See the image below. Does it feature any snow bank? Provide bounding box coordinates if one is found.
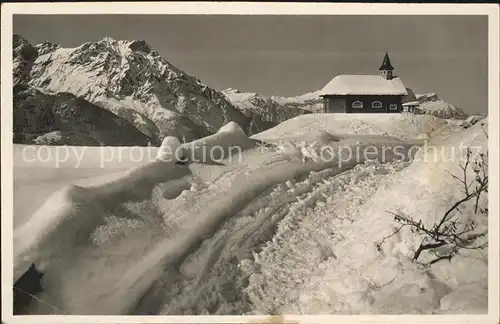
[252,113,457,142]
[182,121,257,162]
[13,159,192,278]
[361,120,489,313]
[13,145,159,227]
[156,136,187,162]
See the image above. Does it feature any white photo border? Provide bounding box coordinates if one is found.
[1,3,499,324]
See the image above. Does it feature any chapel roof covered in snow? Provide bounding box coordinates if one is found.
[319,75,408,96]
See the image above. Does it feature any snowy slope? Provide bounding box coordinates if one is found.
[416,93,467,119]
[245,119,488,314]
[13,35,274,143]
[14,118,421,315]
[252,113,462,142]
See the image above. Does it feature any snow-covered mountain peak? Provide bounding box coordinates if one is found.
[13,35,278,144]
[416,92,467,119]
[223,88,242,94]
[416,92,440,102]
[23,35,203,107]
[127,39,154,53]
[34,41,62,56]
[271,90,322,105]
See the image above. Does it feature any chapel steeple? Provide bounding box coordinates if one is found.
[379,52,394,80]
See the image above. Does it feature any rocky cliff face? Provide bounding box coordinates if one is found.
[13,84,151,146]
[13,35,276,145]
[13,35,38,85]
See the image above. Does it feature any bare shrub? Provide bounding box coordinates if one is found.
[375,143,488,266]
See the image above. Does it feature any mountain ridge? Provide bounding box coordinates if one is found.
[13,35,277,145]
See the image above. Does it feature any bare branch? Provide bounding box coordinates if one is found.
[366,276,397,290]
[375,223,411,252]
[376,144,488,266]
[429,255,453,265]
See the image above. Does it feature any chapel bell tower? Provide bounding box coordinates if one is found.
[379,51,395,80]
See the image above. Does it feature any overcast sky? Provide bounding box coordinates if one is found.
[14,15,488,114]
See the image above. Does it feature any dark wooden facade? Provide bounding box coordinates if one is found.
[322,95,404,113]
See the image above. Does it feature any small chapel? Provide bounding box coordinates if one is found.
[319,52,419,113]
